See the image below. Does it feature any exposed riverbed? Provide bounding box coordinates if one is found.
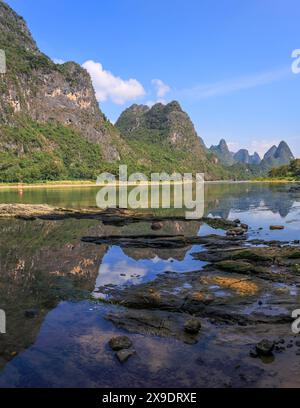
[0,183,300,387]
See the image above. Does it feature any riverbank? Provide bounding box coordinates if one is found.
[0,179,298,190]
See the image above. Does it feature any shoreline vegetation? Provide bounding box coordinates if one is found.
[0,178,298,190]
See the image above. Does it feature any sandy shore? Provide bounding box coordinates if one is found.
[0,179,296,190]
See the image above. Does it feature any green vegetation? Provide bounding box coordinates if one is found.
[0,117,121,183]
[0,2,55,76]
[115,102,232,180]
[268,159,300,180]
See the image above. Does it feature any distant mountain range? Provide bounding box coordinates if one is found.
[208,139,294,170]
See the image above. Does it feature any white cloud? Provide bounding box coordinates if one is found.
[180,67,290,100]
[53,58,65,64]
[151,79,171,98]
[82,60,146,105]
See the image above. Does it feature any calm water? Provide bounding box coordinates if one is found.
[0,182,300,387]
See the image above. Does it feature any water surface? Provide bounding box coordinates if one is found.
[0,182,299,387]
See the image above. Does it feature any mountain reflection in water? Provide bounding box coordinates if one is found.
[0,183,300,387]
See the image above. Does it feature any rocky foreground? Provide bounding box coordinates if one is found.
[1,204,300,386]
[79,210,300,386]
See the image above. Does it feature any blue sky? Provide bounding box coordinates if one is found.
[6,0,300,157]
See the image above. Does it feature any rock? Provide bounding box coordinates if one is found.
[233,219,241,224]
[24,309,39,318]
[289,185,300,193]
[255,339,275,356]
[270,225,285,230]
[216,260,255,273]
[151,221,163,231]
[108,336,133,351]
[106,309,199,344]
[115,348,135,363]
[240,223,248,230]
[184,318,201,334]
[227,227,246,237]
[204,217,238,230]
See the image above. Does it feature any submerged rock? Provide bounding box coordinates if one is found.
[106,309,200,345]
[108,336,132,351]
[240,223,248,230]
[255,339,275,356]
[116,348,135,363]
[151,221,163,231]
[184,318,202,334]
[226,227,247,237]
[289,185,300,193]
[270,225,285,230]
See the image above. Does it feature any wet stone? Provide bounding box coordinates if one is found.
[184,318,202,334]
[115,348,135,363]
[151,221,163,231]
[108,336,133,351]
[256,339,275,356]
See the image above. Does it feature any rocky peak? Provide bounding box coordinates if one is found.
[0,1,124,162]
[0,1,39,53]
[233,149,261,165]
[209,139,234,166]
[117,100,206,153]
[115,100,218,175]
[262,141,294,169]
[275,141,294,161]
[251,152,261,165]
[234,149,250,164]
[219,139,229,152]
[263,145,277,160]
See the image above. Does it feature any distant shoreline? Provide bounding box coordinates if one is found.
[0,178,297,190]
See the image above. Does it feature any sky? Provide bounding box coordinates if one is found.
[5,0,300,157]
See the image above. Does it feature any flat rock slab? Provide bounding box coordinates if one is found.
[100,265,299,324]
[0,205,241,232]
[106,308,201,345]
[82,234,245,249]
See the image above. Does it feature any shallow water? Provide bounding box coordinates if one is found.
[0,182,300,387]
